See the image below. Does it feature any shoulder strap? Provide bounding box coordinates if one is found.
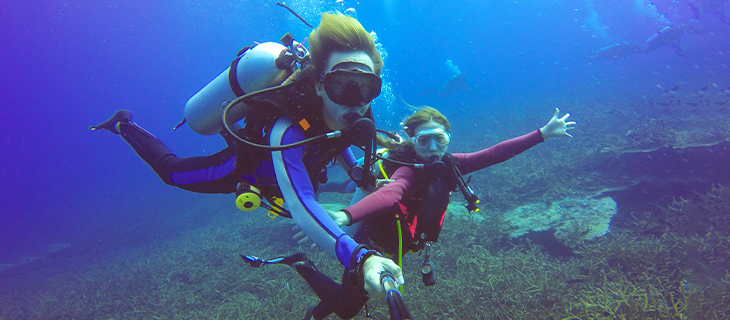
[245,80,327,138]
[229,45,255,97]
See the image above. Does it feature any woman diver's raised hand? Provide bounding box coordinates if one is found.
[540,107,577,139]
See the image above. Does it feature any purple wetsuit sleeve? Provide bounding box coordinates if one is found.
[270,117,366,270]
[343,166,416,223]
[453,129,544,174]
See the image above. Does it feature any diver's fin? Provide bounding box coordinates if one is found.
[240,254,266,268]
[688,2,700,21]
[302,306,316,320]
[90,110,132,134]
[240,252,314,269]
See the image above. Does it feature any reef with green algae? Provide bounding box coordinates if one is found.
[2,184,730,319]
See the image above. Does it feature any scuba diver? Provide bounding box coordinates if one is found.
[642,24,691,57]
[586,41,644,62]
[244,106,575,319]
[420,60,472,98]
[589,24,695,61]
[435,73,472,97]
[420,74,472,97]
[90,11,403,305]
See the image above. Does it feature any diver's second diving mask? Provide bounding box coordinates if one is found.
[413,128,451,149]
[322,69,382,107]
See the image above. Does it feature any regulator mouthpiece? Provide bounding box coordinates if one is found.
[342,113,376,146]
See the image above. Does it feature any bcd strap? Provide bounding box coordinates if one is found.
[275,48,295,70]
[253,82,320,135]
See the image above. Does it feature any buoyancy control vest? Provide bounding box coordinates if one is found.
[232,79,374,216]
[364,148,461,254]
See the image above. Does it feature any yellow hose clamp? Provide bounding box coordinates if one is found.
[267,197,285,218]
[235,183,262,212]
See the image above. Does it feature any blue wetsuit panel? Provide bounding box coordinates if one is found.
[169,155,237,185]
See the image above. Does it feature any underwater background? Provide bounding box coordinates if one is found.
[1,0,730,319]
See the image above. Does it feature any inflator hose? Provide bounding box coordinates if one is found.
[220,83,336,151]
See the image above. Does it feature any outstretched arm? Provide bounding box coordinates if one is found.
[454,108,575,174]
[305,165,415,230]
[342,165,416,224]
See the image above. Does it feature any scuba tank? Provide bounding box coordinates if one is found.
[183,42,294,136]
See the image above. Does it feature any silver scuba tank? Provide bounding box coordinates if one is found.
[184,42,293,135]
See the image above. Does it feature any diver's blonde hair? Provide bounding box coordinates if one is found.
[377,106,451,149]
[308,13,383,76]
[402,107,451,137]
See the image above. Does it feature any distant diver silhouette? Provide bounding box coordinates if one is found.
[588,23,695,62]
[586,41,644,62]
[643,24,691,57]
[421,60,472,97]
[420,73,472,97]
[690,0,730,24]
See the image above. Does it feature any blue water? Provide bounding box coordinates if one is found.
[1,0,728,281]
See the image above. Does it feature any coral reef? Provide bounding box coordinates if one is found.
[1,185,730,320]
[499,197,617,247]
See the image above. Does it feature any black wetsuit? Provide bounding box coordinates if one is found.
[294,254,370,319]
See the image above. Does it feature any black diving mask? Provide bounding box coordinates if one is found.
[322,69,382,107]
